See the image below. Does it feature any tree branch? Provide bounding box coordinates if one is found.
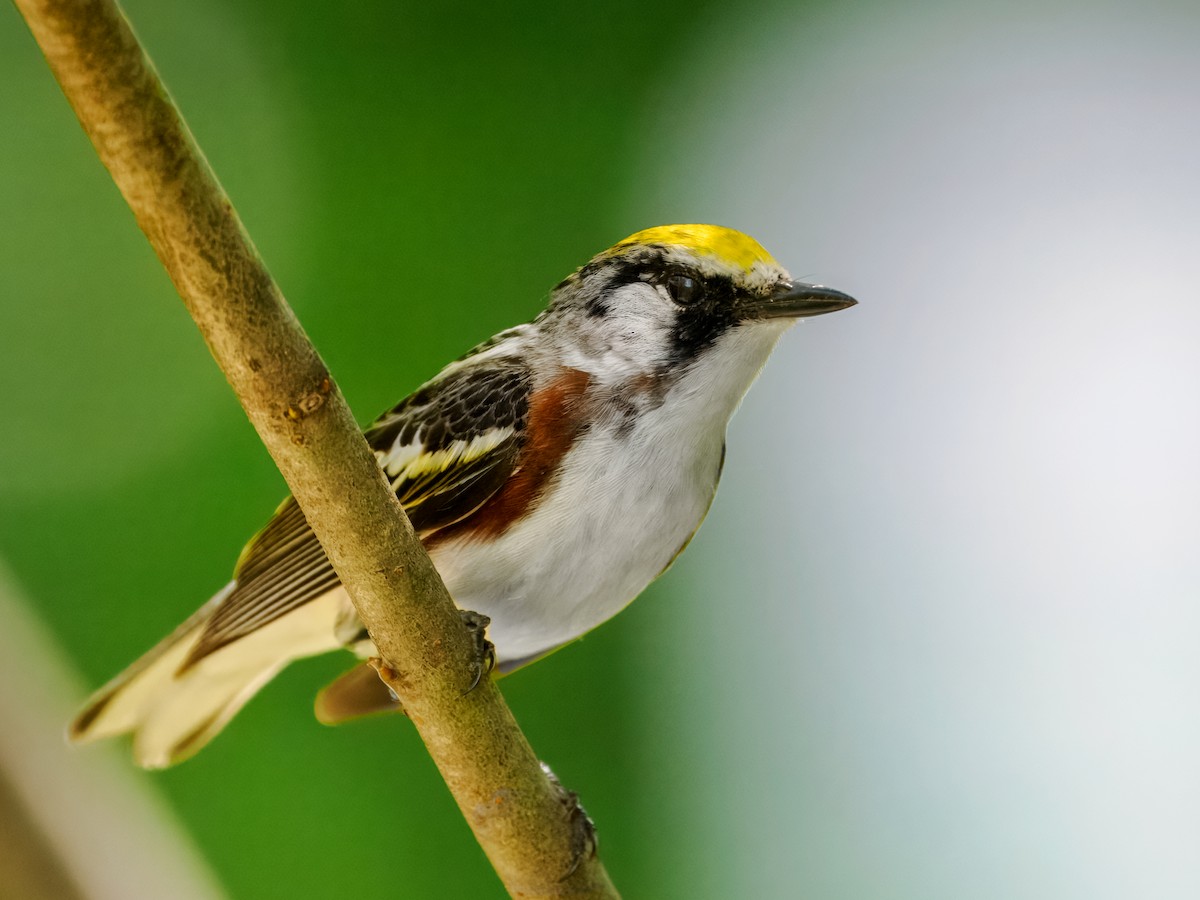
[13,0,619,895]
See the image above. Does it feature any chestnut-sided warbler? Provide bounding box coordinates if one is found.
[70,224,856,768]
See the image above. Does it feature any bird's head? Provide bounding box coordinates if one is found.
[540,224,855,381]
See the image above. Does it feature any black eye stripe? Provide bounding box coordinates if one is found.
[566,250,746,346]
[655,272,737,368]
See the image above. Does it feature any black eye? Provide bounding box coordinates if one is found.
[666,272,705,306]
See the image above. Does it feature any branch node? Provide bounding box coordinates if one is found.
[285,375,333,420]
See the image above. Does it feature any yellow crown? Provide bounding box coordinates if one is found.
[612,224,778,272]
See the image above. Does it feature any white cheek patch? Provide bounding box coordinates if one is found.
[562,282,676,379]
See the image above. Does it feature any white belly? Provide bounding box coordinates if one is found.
[428,321,790,666]
[429,409,724,666]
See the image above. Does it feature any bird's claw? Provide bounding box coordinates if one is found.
[540,762,598,880]
[459,610,495,695]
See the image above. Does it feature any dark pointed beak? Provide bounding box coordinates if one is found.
[740,281,858,321]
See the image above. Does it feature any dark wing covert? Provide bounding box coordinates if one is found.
[182,363,532,667]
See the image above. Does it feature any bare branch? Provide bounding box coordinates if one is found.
[13,0,619,895]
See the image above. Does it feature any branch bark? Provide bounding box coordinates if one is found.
[13,0,619,896]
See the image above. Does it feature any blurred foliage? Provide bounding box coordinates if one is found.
[0,0,741,896]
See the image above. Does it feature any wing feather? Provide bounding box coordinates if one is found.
[183,362,531,668]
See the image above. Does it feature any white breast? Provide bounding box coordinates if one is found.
[428,320,793,666]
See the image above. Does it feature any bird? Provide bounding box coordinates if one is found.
[69,224,856,768]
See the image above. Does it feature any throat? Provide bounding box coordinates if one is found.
[606,321,790,440]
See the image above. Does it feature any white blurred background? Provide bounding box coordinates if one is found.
[632,0,1200,896]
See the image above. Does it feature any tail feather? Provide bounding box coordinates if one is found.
[70,584,349,769]
[69,584,234,745]
[314,661,403,725]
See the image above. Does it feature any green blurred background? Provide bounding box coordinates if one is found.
[2,0,735,896]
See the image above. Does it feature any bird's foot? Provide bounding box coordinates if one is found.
[540,761,598,880]
[459,609,495,694]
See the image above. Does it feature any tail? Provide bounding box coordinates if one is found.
[69,583,347,768]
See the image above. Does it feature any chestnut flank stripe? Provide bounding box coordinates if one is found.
[427,367,590,545]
